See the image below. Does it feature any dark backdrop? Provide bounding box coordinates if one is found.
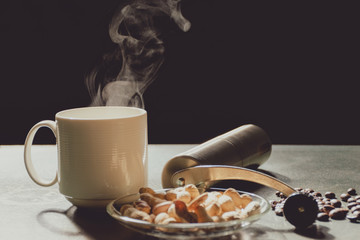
[1,0,359,145]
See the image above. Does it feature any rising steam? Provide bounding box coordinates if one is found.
[86,0,191,108]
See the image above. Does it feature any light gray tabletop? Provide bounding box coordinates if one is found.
[1,145,360,239]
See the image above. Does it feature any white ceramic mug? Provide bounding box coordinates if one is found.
[24,106,148,207]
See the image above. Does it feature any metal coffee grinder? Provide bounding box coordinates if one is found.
[161,124,318,229]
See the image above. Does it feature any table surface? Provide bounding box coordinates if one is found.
[1,144,360,240]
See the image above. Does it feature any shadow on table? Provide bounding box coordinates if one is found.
[294,224,335,239]
[241,224,335,240]
[37,206,157,240]
[37,207,335,240]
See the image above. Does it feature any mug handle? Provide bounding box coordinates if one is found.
[24,120,58,187]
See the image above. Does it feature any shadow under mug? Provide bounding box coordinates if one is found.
[24,106,148,207]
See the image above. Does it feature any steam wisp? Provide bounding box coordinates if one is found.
[86,0,191,108]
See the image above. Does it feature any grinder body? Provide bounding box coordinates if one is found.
[162,124,272,188]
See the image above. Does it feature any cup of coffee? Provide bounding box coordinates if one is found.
[24,106,148,207]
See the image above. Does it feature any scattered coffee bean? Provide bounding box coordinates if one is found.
[322,204,335,214]
[270,200,278,210]
[329,208,348,220]
[347,214,358,222]
[353,211,360,219]
[347,188,357,196]
[330,199,342,208]
[312,192,322,197]
[317,212,329,221]
[347,202,358,210]
[271,187,359,225]
[325,192,336,199]
[347,211,360,222]
[340,193,351,202]
[275,207,283,216]
[351,205,360,213]
[304,188,314,194]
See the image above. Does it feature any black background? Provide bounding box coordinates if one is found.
[1,0,359,145]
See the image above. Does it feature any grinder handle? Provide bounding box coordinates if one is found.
[171,165,296,196]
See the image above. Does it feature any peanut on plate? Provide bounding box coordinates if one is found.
[120,185,261,224]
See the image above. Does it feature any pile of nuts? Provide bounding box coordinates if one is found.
[119,185,261,224]
[270,187,360,223]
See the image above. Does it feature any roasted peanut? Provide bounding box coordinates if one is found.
[150,213,156,222]
[139,187,156,195]
[133,200,151,214]
[184,184,200,200]
[243,201,260,216]
[205,202,222,217]
[176,190,191,204]
[193,205,214,223]
[165,190,177,201]
[140,193,166,207]
[218,195,236,212]
[188,192,209,211]
[221,210,247,221]
[153,192,166,200]
[120,204,133,215]
[120,204,152,222]
[165,188,191,203]
[174,200,198,223]
[167,203,184,223]
[203,191,221,207]
[212,215,225,222]
[154,212,177,224]
[224,188,252,208]
[152,201,173,215]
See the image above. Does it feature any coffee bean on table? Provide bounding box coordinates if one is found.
[317,212,329,221]
[340,193,351,202]
[325,192,336,199]
[353,211,360,219]
[270,200,278,210]
[275,207,283,216]
[347,188,357,196]
[351,205,360,213]
[329,208,349,220]
[312,192,322,197]
[322,205,335,214]
[304,188,314,194]
[271,187,359,225]
[330,199,342,208]
[348,202,358,210]
[347,211,360,222]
